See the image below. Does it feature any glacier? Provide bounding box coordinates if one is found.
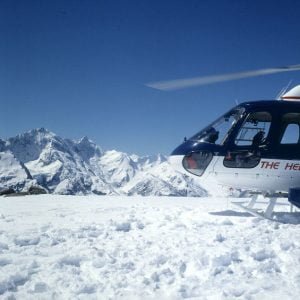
[0,128,206,196]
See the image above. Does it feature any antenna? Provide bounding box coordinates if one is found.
[276,80,293,100]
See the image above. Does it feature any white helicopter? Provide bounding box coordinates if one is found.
[147,64,300,221]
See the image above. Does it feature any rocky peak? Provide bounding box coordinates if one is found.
[75,136,102,161]
[6,128,59,163]
[0,139,5,152]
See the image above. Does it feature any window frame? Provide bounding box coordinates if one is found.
[234,111,272,147]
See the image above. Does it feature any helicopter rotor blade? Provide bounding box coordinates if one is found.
[146,64,300,91]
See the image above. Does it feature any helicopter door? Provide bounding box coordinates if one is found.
[270,113,300,190]
[214,111,272,188]
[223,111,272,168]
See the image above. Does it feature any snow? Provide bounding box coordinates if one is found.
[1,195,300,299]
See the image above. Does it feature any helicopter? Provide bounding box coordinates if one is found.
[147,64,300,221]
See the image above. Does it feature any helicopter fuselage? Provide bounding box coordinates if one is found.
[170,100,300,194]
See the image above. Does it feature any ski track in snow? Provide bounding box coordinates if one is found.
[0,195,300,299]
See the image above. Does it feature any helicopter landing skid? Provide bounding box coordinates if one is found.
[232,193,290,221]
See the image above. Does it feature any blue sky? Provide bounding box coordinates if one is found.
[1,0,300,155]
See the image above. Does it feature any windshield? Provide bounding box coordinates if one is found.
[190,107,245,145]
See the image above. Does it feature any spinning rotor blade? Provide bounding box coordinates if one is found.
[146,64,300,91]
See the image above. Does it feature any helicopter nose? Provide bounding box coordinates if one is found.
[169,139,217,178]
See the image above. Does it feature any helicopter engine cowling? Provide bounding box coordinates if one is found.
[281,85,300,101]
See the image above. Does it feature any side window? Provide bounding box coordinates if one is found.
[278,113,300,160]
[235,111,272,146]
[280,113,300,144]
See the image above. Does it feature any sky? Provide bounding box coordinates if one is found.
[1,0,300,156]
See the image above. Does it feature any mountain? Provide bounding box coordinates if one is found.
[0,151,33,191]
[0,128,206,196]
[121,161,206,196]
[98,150,138,188]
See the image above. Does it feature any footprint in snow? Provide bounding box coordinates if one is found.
[14,236,40,247]
[215,233,226,243]
[251,249,275,262]
[30,282,48,293]
[0,242,9,250]
[59,255,82,267]
[0,258,12,266]
[115,222,131,232]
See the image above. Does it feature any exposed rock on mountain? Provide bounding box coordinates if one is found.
[0,151,32,192]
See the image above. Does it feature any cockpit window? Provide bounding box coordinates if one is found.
[235,111,272,146]
[190,107,245,145]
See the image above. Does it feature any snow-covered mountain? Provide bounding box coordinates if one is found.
[121,161,206,196]
[0,151,32,191]
[0,128,206,196]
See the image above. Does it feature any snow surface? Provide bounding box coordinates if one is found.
[1,195,300,299]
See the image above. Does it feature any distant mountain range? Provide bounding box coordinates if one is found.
[0,128,206,196]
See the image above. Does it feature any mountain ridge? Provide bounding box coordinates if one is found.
[0,128,206,197]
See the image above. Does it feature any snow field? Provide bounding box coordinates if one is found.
[0,195,300,299]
